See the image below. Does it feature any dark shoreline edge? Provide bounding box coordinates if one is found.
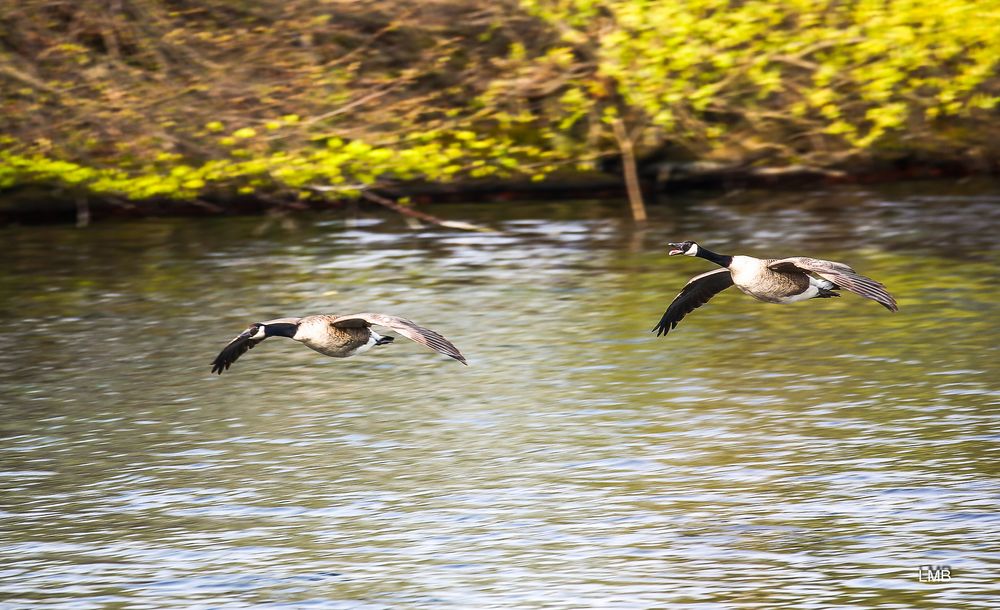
[2,157,996,226]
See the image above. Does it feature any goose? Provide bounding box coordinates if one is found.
[211,313,466,374]
[653,241,898,336]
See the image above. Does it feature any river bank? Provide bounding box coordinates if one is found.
[3,155,994,226]
[3,0,997,227]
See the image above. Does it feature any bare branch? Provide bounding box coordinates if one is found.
[361,190,495,232]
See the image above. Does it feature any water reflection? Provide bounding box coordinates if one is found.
[1,181,998,608]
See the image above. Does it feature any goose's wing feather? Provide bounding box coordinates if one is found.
[210,317,301,375]
[768,257,898,311]
[211,326,264,374]
[331,313,467,364]
[652,268,734,336]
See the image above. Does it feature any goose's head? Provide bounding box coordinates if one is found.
[668,241,699,256]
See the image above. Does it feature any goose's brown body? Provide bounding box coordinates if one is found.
[730,258,812,303]
[294,315,373,357]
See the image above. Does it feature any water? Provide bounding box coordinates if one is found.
[1,182,998,608]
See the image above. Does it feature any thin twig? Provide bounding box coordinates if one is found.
[301,87,398,126]
[360,190,494,232]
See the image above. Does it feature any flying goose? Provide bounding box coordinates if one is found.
[653,241,898,336]
[211,313,466,374]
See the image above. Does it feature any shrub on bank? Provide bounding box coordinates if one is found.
[1,0,996,202]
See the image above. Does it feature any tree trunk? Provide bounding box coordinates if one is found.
[611,117,647,222]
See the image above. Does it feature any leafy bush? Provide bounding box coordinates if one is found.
[0,0,996,201]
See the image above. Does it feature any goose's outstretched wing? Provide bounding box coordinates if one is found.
[768,257,898,311]
[653,269,734,336]
[210,317,301,374]
[211,326,263,374]
[331,313,467,364]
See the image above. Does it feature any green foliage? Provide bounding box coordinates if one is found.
[0,131,555,200]
[0,0,997,203]
[523,0,1000,160]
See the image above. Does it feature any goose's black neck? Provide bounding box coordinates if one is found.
[264,322,298,338]
[696,246,733,268]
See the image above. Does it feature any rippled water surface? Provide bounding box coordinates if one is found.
[1,182,998,609]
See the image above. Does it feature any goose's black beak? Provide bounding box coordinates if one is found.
[668,242,684,256]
